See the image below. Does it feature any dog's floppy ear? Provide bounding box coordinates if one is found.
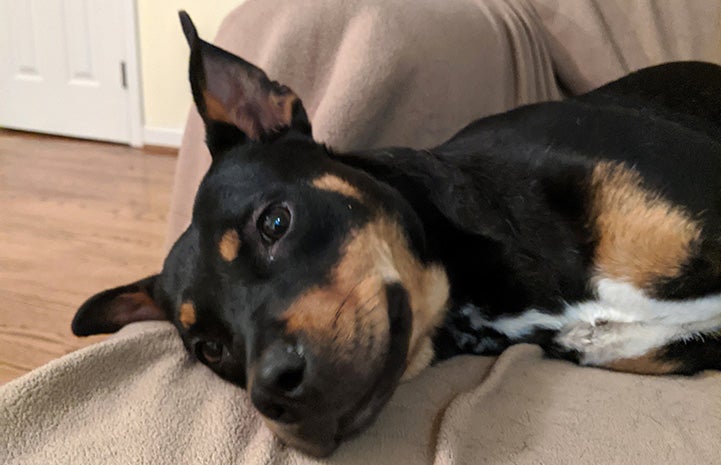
[178,11,312,155]
[72,275,166,336]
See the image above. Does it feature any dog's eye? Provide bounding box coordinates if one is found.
[258,205,291,243]
[197,340,224,364]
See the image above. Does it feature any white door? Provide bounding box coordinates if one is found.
[0,0,142,145]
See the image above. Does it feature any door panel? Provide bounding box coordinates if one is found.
[65,0,97,84]
[8,2,41,81]
[0,0,138,144]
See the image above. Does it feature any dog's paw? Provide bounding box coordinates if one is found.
[556,322,595,348]
[554,320,627,361]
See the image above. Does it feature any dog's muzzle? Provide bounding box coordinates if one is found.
[249,283,413,456]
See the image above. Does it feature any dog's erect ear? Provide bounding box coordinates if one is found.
[72,275,166,336]
[178,11,312,155]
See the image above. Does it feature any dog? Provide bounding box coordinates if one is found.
[71,11,721,457]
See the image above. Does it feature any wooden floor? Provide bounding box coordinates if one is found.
[0,130,177,384]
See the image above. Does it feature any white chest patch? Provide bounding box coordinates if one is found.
[468,278,721,365]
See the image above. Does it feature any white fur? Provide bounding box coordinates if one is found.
[472,278,721,365]
[556,317,721,365]
[478,308,566,339]
[592,278,721,325]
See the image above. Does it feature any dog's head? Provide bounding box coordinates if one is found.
[71,12,449,457]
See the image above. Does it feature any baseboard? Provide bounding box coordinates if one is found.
[143,126,183,148]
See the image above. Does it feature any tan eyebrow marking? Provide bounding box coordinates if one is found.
[219,229,241,262]
[179,301,197,329]
[312,174,363,200]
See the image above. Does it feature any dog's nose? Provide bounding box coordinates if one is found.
[251,341,307,422]
[257,341,306,392]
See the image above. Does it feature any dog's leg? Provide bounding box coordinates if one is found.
[555,319,721,374]
[657,335,721,374]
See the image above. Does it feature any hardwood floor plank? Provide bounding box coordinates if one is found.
[0,130,177,384]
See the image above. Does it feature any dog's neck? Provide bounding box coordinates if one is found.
[332,146,591,359]
[332,146,508,288]
[331,148,513,354]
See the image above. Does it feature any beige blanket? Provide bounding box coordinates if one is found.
[3,0,721,464]
[2,322,719,464]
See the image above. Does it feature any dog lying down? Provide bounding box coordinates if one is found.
[72,11,721,457]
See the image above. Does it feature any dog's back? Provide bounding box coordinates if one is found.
[354,62,721,373]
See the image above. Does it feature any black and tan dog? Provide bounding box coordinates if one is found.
[72,12,721,456]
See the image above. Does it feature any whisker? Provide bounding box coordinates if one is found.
[331,279,366,327]
[356,289,383,315]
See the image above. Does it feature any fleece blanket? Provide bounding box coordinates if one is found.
[2,322,720,465]
[4,0,721,464]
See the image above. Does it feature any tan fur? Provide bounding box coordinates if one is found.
[202,91,232,125]
[179,301,197,329]
[312,174,363,200]
[283,265,389,363]
[203,90,262,140]
[602,350,681,375]
[283,216,449,372]
[590,161,701,293]
[218,229,241,262]
[401,337,435,381]
[268,90,298,127]
[202,89,298,141]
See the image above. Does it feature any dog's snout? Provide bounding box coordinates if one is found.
[258,340,306,393]
[251,340,307,423]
